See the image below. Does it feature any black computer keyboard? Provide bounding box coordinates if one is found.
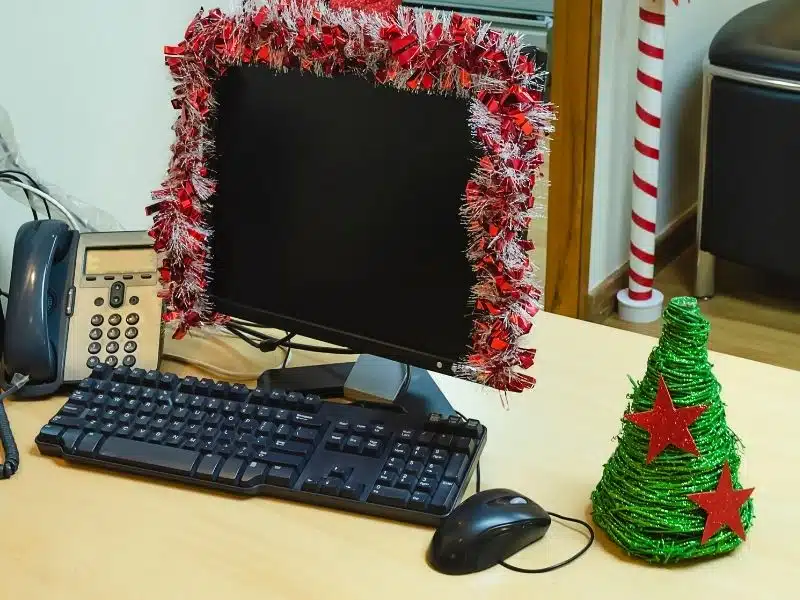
[35,365,486,525]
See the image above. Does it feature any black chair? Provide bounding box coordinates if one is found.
[695,0,800,298]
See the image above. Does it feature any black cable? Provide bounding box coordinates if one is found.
[0,398,19,479]
[0,289,7,298]
[499,513,595,573]
[225,322,355,355]
[281,332,292,368]
[452,409,592,573]
[0,169,52,218]
[0,173,39,221]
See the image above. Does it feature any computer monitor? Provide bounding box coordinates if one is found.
[150,2,549,412]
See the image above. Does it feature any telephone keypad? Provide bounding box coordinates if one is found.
[91,315,104,326]
[108,328,120,340]
[129,296,139,305]
[105,356,119,367]
[108,314,122,326]
[106,342,119,354]
[124,341,137,353]
[125,327,138,339]
[126,313,140,325]
[87,356,100,368]
[88,342,101,354]
[123,355,136,367]
[90,328,103,340]
[94,297,104,307]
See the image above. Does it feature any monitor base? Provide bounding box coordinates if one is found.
[257,355,456,418]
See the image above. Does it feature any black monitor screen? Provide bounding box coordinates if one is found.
[206,66,480,370]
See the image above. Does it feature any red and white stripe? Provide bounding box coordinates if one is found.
[627,0,666,302]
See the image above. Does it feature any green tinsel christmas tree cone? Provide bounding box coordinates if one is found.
[590,296,754,563]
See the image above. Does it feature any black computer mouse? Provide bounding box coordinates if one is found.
[427,488,551,575]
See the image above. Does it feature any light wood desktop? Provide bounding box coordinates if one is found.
[1,312,796,599]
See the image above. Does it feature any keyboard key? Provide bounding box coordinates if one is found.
[98,437,200,476]
[166,434,184,447]
[404,460,424,476]
[325,433,345,451]
[377,470,397,487]
[49,415,86,429]
[464,419,481,438]
[179,376,198,393]
[334,420,349,433]
[195,378,213,396]
[371,424,387,438]
[416,476,437,494]
[217,443,235,457]
[285,392,304,408]
[76,432,103,456]
[258,421,275,436]
[183,436,200,450]
[264,452,305,470]
[423,464,443,480]
[271,439,312,457]
[222,400,239,415]
[230,383,250,400]
[266,465,296,487]
[235,446,251,459]
[417,431,435,445]
[452,436,476,455]
[148,431,167,443]
[292,427,318,444]
[250,388,267,405]
[100,422,117,435]
[329,464,352,480]
[132,428,148,441]
[213,382,232,398]
[292,413,324,428]
[238,404,256,418]
[409,491,431,511]
[411,446,430,461]
[435,434,453,448]
[384,457,405,473]
[239,418,257,433]
[425,413,444,432]
[205,398,222,412]
[274,424,293,439]
[368,485,410,508]
[397,473,418,491]
[37,425,64,445]
[363,438,382,457]
[218,457,245,484]
[196,455,223,480]
[391,442,411,460]
[398,429,415,441]
[340,482,365,500]
[344,435,362,454]
[239,461,268,487]
[60,403,84,416]
[256,407,272,420]
[444,453,468,482]
[353,424,369,435]
[431,448,449,464]
[274,409,290,423]
[268,390,286,406]
[68,391,92,406]
[301,477,321,492]
[430,480,458,514]
[300,394,322,413]
[320,476,342,496]
[60,428,83,451]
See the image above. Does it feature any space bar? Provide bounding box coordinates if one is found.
[97,437,200,476]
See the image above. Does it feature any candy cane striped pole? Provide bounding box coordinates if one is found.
[617,0,666,322]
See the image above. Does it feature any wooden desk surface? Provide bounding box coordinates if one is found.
[2,312,796,599]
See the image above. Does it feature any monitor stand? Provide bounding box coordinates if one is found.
[257,354,456,418]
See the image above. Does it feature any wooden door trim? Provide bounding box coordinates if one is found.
[545,0,602,319]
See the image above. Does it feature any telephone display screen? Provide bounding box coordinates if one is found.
[84,248,156,276]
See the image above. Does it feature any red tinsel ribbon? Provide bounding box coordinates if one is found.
[149,1,547,392]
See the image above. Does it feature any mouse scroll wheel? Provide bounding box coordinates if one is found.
[508,497,528,505]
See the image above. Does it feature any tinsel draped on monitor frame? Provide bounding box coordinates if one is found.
[147,0,553,393]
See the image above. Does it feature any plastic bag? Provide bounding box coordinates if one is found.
[0,103,122,232]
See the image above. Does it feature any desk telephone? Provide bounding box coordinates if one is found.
[1,220,163,398]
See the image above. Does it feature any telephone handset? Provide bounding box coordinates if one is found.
[1,220,78,397]
[1,220,163,398]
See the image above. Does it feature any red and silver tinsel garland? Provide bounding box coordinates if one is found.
[148,0,553,392]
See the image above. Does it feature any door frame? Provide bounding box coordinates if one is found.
[544,0,602,318]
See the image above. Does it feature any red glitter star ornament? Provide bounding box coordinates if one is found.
[687,461,755,544]
[624,375,708,463]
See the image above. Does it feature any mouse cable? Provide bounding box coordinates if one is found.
[453,410,594,574]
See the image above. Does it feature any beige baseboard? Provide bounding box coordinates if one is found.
[585,207,697,323]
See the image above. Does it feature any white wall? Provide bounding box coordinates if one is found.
[0,0,206,290]
[589,0,767,290]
